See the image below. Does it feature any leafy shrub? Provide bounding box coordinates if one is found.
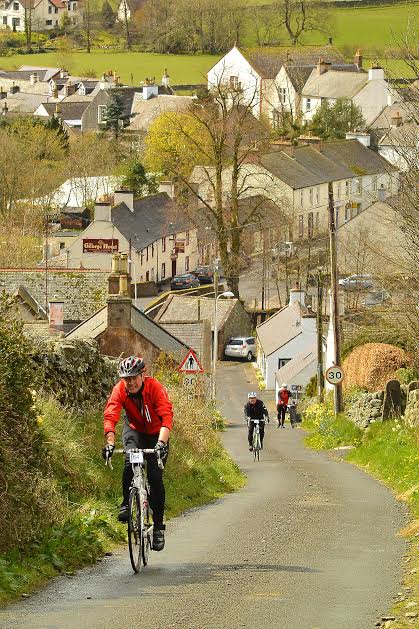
[394,367,418,385]
[305,374,317,398]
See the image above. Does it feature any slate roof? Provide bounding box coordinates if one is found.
[285,63,361,92]
[260,139,397,189]
[66,302,189,355]
[257,302,302,356]
[155,295,238,332]
[302,69,368,98]
[129,94,193,131]
[41,101,90,120]
[377,123,418,148]
[240,45,345,79]
[275,342,317,385]
[19,66,61,82]
[112,192,192,251]
[2,92,46,113]
[370,102,416,129]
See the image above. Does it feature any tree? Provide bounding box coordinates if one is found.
[274,0,330,46]
[119,0,133,50]
[145,81,280,296]
[103,92,126,139]
[122,159,159,197]
[309,99,366,140]
[101,0,115,28]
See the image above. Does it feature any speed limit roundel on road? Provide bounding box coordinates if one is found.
[325,365,344,385]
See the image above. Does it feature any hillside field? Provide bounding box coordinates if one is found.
[0,2,417,82]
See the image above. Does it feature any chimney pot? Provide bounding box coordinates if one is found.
[354,49,363,69]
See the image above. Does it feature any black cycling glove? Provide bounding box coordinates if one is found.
[154,440,168,457]
[102,443,115,461]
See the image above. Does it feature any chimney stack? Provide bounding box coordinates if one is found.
[107,253,132,330]
[48,299,64,331]
[390,111,403,127]
[114,190,134,211]
[30,72,39,85]
[354,49,363,69]
[64,81,76,97]
[0,88,6,100]
[2,102,8,116]
[162,68,170,88]
[9,82,20,94]
[317,58,331,75]
[94,202,112,221]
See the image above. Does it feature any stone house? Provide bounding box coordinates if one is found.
[256,289,317,390]
[191,139,399,242]
[66,267,189,365]
[60,192,198,285]
[301,64,392,126]
[0,0,81,32]
[155,294,251,360]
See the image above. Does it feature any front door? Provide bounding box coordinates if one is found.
[171,259,177,277]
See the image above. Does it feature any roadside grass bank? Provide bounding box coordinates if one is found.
[0,306,244,605]
[301,399,419,627]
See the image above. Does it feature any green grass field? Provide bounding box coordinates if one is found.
[0,2,417,82]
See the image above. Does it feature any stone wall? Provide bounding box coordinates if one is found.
[346,391,384,429]
[405,384,419,428]
[0,269,109,322]
[31,338,118,407]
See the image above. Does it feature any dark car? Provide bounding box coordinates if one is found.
[170,273,200,291]
[192,265,214,284]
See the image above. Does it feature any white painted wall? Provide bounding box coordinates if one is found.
[207,47,261,119]
[274,359,317,400]
[353,77,390,125]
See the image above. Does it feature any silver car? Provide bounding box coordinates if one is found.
[224,336,256,361]
[338,274,373,291]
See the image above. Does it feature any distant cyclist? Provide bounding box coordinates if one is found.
[244,392,269,451]
[277,383,291,428]
[102,356,173,551]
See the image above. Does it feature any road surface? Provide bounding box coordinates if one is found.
[0,361,407,629]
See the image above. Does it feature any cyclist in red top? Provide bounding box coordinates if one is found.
[277,383,291,428]
[102,356,173,551]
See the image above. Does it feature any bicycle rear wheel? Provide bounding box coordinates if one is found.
[128,489,143,573]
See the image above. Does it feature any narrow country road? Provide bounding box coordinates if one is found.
[0,362,407,629]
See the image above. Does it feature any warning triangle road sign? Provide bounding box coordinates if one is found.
[178,349,204,373]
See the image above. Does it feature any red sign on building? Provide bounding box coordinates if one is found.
[83,239,119,254]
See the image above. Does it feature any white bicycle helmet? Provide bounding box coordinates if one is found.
[248,391,258,398]
[118,356,145,378]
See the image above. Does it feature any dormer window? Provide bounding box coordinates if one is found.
[13,2,19,10]
[229,76,240,90]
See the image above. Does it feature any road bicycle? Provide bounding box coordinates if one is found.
[251,419,263,462]
[106,448,164,573]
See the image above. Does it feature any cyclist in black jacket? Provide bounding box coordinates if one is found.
[244,392,269,451]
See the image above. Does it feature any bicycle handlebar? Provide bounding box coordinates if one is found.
[105,448,164,471]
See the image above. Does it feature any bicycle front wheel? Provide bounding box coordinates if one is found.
[128,489,143,573]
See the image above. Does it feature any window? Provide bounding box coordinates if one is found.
[278,358,291,369]
[345,180,349,196]
[146,247,149,262]
[279,87,286,104]
[185,231,190,246]
[55,19,58,24]
[372,175,378,192]
[353,178,362,194]
[145,270,149,282]
[161,237,166,252]
[315,187,320,205]
[272,108,281,130]
[151,243,154,258]
[309,188,313,205]
[298,215,304,238]
[337,182,341,199]
[2,16,7,24]
[161,262,166,279]
[151,268,154,281]
[48,5,52,12]
[316,212,319,231]
[185,256,189,272]
[308,212,314,238]
[335,208,340,227]
[97,105,106,123]
[13,2,19,9]
[59,242,65,249]
[344,205,350,222]
[73,1,77,8]
[12,17,20,25]
[140,252,144,265]
[299,190,303,207]
[305,98,311,111]
[46,19,52,24]
[229,76,239,90]
[55,6,58,13]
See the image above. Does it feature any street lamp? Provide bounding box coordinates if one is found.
[212,290,234,399]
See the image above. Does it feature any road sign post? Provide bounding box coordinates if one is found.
[178,350,205,400]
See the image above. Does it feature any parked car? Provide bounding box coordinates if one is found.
[170,273,200,291]
[224,336,256,361]
[338,274,374,290]
[192,265,214,284]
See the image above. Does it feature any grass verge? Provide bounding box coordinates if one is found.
[301,400,419,628]
[0,386,244,605]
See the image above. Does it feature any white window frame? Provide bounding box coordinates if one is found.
[305,98,311,111]
[97,104,107,123]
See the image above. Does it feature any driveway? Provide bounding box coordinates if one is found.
[0,361,406,629]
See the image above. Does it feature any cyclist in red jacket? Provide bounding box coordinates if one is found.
[277,383,291,428]
[102,356,173,551]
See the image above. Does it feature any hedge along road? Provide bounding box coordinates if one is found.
[0,361,407,629]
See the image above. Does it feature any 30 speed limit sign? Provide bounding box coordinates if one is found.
[325,365,344,385]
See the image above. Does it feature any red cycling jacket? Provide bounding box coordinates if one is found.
[277,389,290,406]
[104,376,173,436]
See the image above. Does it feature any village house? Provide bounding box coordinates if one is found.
[191,139,399,243]
[0,0,81,32]
[256,287,317,390]
[155,293,251,360]
[58,192,198,288]
[207,43,361,125]
[274,341,318,401]
[301,63,392,125]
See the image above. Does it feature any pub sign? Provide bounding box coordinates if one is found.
[83,239,119,254]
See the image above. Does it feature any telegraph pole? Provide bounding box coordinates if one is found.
[45,213,49,315]
[316,267,324,401]
[328,182,343,413]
